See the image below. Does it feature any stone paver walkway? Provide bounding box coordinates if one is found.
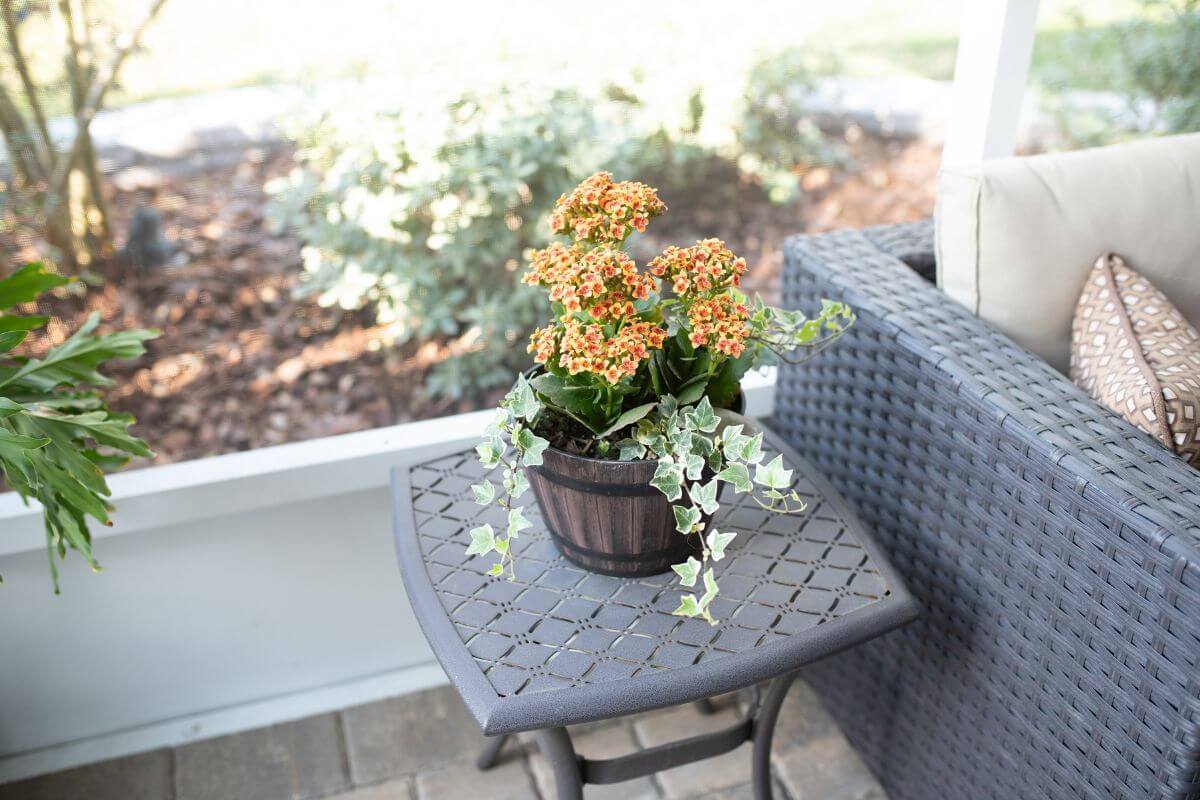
[0,680,884,800]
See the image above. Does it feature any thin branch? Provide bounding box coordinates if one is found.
[0,0,53,172]
[48,0,168,194]
[56,0,109,246]
[0,80,42,183]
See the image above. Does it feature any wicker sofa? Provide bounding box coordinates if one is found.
[776,219,1200,800]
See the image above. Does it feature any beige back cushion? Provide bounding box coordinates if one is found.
[935,133,1200,372]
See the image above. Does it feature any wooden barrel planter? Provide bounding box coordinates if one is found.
[527,450,707,577]
[526,390,744,578]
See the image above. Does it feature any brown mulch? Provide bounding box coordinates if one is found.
[14,135,937,466]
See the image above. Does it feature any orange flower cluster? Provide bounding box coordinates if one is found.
[549,172,667,245]
[647,238,747,297]
[528,319,667,384]
[522,242,656,321]
[686,294,750,357]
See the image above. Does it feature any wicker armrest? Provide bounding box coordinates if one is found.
[775,224,1200,800]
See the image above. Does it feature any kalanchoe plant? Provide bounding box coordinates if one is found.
[468,172,853,622]
[0,263,158,591]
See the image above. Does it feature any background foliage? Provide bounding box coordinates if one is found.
[1040,0,1200,146]
[268,74,839,401]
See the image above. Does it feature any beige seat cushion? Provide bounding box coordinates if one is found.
[936,133,1200,372]
[1071,253,1200,467]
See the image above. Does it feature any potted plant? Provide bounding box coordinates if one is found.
[468,172,853,623]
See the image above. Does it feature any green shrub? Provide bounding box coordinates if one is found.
[1043,0,1200,146]
[736,47,846,202]
[268,87,711,400]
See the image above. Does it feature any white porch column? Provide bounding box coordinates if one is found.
[942,0,1041,166]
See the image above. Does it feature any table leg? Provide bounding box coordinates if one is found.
[475,733,510,770]
[752,672,798,800]
[535,727,583,800]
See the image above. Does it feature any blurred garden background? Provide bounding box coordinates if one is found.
[3,0,1197,464]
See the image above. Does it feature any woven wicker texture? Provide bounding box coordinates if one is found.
[406,441,889,698]
[776,221,1200,800]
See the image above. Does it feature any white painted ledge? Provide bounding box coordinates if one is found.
[0,368,777,554]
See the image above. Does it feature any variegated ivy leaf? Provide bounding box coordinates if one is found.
[688,398,719,433]
[691,478,720,515]
[515,426,549,467]
[716,462,752,493]
[741,432,765,464]
[471,480,496,505]
[487,563,505,577]
[673,504,702,534]
[683,452,705,482]
[651,458,684,501]
[699,568,719,612]
[673,569,719,623]
[689,432,715,457]
[506,375,539,420]
[507,507,532,538]
[476,435,504,469]
[706,529,737,561]
[754,454,793,490]
[466,524,496,556]
[504,469,530,499]
[617,439,647,461]
[672,555,701,587]
[485,407,513,436]
[673,593,702,618]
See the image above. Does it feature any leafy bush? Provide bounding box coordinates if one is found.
[0,264,157,590]
[268,89,647,399]
[1042,0,1200,146]
[736,47,845,201]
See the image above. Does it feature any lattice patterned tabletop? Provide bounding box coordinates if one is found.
[392,426,917,735]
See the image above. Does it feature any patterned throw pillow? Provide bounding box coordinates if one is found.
[1070,253,1200,467]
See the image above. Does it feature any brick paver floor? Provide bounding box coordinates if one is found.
[0,680,884,800]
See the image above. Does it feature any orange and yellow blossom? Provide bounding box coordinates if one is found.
[685,294,750,358]
[528,319,668,385]
[523,243,656,321]
[647,238,747,298]
[549,172,666,246]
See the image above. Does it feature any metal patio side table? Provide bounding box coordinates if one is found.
[391,426,918,800]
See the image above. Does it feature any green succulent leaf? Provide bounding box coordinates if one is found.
[598,402,657,438]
